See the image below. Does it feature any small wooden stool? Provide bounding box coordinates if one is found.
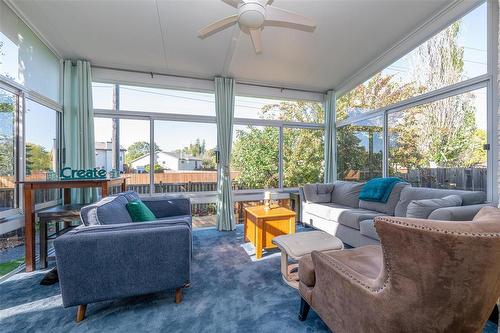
[38,204,85,269]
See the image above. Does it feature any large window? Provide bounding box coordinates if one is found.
[232,125,279,190]
[0,1,60,102]
[0,88,16,211]
[153,121,217,193]
[388,88,487,191]
[283,127,324,187]
[337,3,487,122]
[337,117,383,181]
[234,96,324,123]
[336,1,491,199]
[120,85,215,116]
[121,119,151,194]
[25,99,59,204]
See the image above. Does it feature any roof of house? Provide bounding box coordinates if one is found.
[129,150,202,164]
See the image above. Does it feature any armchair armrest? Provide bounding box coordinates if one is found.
[141,195,191,218]
[54,221,191,307]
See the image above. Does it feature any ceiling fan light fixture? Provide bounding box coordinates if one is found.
[238,2,265,29]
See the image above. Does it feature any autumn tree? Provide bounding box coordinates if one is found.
[125,141,160,164]
[231,101,324,189]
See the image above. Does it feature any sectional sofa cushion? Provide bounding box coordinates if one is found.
[405,195,462,219]
[359,182,409,215]
[80,194,132,226]
[394,187,486,217]
[359,219,378,241]
[303,183,334,203]
[304,202,384,230]
[331,181,365,208]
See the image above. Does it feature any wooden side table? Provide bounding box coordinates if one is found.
[244,205,296,259]
[38,204,85,269]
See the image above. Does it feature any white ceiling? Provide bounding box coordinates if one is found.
[9,0,458,92]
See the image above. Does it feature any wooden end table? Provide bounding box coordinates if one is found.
[244,205,296,259]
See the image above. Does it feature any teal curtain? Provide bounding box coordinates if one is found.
[62,60,96,203]
[324,90,336,183]
[215,77,236,231]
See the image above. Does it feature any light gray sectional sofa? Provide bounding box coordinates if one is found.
[300,181,490,247]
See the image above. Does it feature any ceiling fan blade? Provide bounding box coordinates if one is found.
[221,0,240,8]
[249,29,262,54]
[198,15,239,39]
[265,5,316,29]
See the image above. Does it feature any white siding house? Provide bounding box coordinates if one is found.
[130,151,202,172]
[95,142,126,172]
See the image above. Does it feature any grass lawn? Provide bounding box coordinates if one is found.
[0,258,24,277]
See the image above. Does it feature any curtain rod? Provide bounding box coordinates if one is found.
[91,65,327,95]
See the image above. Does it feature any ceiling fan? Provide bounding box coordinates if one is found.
[198,0,316,54]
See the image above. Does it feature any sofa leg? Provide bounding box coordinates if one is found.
[76,304,87,322]
[298,298,310,321]
[175,288,183,304]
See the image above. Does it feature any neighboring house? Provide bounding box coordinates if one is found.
[130,151,202,172]
[95,141,126,172]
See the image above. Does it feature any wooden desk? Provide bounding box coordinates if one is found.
[244,205,296,259]
[17,178,127,272]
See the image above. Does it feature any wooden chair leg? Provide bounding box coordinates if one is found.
[76,305,87,322]
[175,288,183,304]
[298,298,310,321]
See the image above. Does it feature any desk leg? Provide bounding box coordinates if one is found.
[121,179,127,192]
[39,218,47,269]
[255,218,263,260]
[24,188,36,272]
[63,188,71,205]
[101,184,109,198]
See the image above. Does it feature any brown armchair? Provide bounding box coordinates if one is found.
[298,207,500,333]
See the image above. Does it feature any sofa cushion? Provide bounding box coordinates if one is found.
[359,182,408,215]
[338,209,386,230]
[394,187,486,217]
[406,195,462,219]
[359,219,379,241]
[303,183,334,203]
[80,194,132,226]
[331,181,365,208]
[304,202,384,230]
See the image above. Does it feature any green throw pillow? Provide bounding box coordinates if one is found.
[126,200,156,222]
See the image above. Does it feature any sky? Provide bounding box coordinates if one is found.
[0,2,489,153]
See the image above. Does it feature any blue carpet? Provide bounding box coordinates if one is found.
[0,225,497,332]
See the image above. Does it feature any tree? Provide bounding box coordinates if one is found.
[25,143,52,175]
[231,101,325,189]
[125,141,160,164]
[144,163,164,173]
[0,92,15,177]
[201,148,217,171]
[232,126,279,189]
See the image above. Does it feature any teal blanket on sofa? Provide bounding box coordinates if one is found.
[359,177,403,203]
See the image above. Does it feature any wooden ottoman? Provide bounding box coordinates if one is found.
[272,231,344,289]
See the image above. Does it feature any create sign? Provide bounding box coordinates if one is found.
[60,167,107,180]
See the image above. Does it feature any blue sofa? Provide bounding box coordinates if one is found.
[54,191,192,322]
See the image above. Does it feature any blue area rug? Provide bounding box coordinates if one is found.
[0,225,497,332]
